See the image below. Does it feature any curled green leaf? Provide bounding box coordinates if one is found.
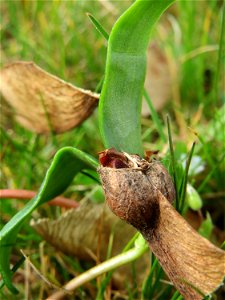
[99,0,175,155]
[0,147,98,293]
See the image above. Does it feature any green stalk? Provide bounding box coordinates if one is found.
[214,5,225,105]
[179,142,196,212]
[47,235,148,299]
[167,115,179,209]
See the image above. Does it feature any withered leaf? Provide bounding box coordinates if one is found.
[31,200,149,288]
[98,152,225,300]
[30,200,136,260]
[0,62,99,133]
[142,43,171,115]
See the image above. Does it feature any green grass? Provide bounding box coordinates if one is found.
[1,0,224,299]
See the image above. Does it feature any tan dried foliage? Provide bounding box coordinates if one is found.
[150,191,225,300]
[0,45,170,133]
[0,62,99,133]
[142,43,171,115]
[31,200,149,288]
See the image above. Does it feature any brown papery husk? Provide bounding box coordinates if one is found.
[0,62,99,133]
[98,165,225,300]
[148,190,225,299]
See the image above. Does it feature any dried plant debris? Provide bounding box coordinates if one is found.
[31,200,149,288]
[98,149,225,300]
[142,43,171,115]
[31,200,135,260]
[0,62,99,133]
[0,46,170,133]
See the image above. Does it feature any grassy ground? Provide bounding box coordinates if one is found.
[1,0,224,299]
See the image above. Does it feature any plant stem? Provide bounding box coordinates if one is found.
[179,142,196,212]
[214,5,225,105]
[167,115,179,209]
[47,237,148,300]
[0,189,79,209]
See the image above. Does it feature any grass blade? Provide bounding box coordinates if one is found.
[179,142,196,212]
[166,115,179,209]
[86,13,109,41]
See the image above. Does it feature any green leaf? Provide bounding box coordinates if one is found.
[167,115,179,209]
[0,256,25,290]
[198,212,213,239]
[87,13,109,41]
[186,184,203,211]
[179,142,196,212]
[0,147,98,293]
[87,13,167,146]
[99,0,175,155]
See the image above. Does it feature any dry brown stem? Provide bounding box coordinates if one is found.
[148,190,225,299]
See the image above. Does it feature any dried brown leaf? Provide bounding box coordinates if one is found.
[31,200,135,260]
[149,191,225,299]
[142,43,171,115]
[0,62,99,133]
[31,200,149,288]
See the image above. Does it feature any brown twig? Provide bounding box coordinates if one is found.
[0,189,79,209]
